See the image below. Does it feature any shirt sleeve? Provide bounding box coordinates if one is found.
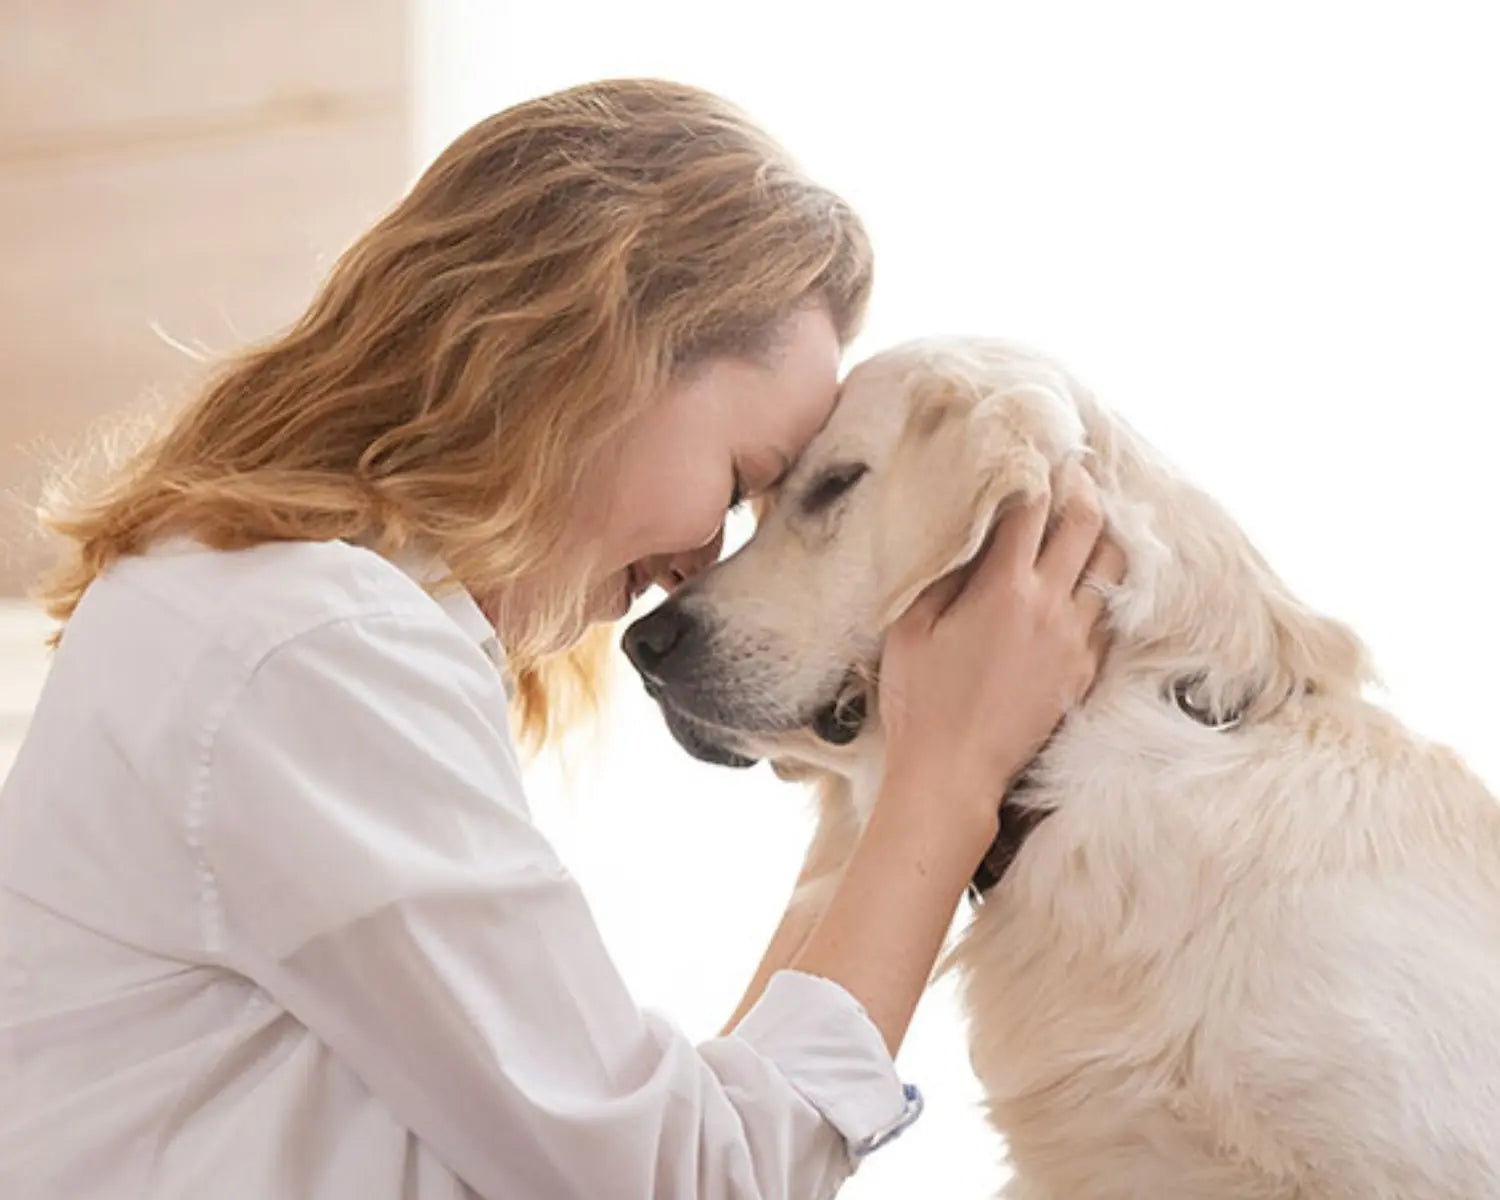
[198,610,916,1200]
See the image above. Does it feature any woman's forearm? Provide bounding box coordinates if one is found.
[721,875,832,1033]
[722,795,859,1033]
[788,774,995,1056]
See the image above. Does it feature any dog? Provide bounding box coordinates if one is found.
[622,337,1500,1199]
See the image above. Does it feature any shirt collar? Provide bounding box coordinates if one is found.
[388,548,513,698]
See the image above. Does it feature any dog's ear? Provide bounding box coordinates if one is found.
[1190,557,1374,724]
[875,363,1085,625]
[1257,580,1373,713]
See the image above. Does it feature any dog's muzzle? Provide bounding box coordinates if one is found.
[623,592,875,756]
[634,671,760,769]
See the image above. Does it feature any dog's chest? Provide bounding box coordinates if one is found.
[942,706,1279,1174]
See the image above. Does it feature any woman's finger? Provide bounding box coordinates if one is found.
[1038,462,1106,593]
[1072,535,1127,622]
[895,565,967,634]
[954,485,1052,615]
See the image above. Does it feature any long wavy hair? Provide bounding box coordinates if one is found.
[36,79,872,749]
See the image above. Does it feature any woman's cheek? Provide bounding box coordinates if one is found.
[682,496,731,556]
[616,452,727,560]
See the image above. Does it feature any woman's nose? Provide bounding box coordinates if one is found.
[651,527,725,594]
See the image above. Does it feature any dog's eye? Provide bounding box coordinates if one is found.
[802,463,869,515]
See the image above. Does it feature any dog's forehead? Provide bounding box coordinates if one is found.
[839,351,921,410]
[814,358,919,456]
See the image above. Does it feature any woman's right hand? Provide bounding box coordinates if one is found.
[876,460,1125,843]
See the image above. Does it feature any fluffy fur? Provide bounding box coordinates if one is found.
[627,338,1500,1198]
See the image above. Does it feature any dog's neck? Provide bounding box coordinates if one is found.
[793,722,1054,900]
[785,396,1371,902]
[1071,394,1372,724]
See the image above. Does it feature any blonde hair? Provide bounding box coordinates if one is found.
[37,79,872,749]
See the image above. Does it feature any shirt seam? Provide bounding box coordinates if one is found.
[184,603,475,959]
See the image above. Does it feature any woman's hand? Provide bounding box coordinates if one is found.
[783,461,1126,1055]
[877,460,1126,839]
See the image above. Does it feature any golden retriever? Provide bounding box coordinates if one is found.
[622,338,1500,1199]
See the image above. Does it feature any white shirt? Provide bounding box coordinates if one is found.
[0,539,919,1200]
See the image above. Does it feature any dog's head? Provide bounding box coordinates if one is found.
[620,338,1095,772]
[623,335,1375,777]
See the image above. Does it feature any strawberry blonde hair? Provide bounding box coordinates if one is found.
[37,79,872,749]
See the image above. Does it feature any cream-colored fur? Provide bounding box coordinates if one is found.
[634,337,1500,1198]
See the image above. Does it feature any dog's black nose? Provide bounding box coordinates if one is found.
[622,602,697,680]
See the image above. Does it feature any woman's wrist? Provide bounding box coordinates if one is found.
[875,755,1004,862]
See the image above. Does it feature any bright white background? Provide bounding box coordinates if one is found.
[415,3,1500,1195]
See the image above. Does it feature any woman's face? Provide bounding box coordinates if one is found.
[491,306,843,649]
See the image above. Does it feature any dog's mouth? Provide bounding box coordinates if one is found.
[649,690,761,769]
[640,666,871,764]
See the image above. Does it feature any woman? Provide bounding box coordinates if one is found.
[0,80,1120,1198]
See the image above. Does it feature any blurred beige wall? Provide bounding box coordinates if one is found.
[0,0,414,595]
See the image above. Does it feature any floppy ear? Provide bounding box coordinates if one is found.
[875,364,1086,625]
[1257,579,1373,712]
[1182,555,1375,724]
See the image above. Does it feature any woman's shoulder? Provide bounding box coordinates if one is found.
[67,538,450,677]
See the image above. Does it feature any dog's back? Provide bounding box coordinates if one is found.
[946,380,1500,1198]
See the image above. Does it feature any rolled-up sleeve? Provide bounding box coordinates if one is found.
[198,610,914,1200]
[728,972,922,1160]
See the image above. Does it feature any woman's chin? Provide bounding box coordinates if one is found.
[590,568,640,625]
[480,571,636,658]
[602,584,632,623]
